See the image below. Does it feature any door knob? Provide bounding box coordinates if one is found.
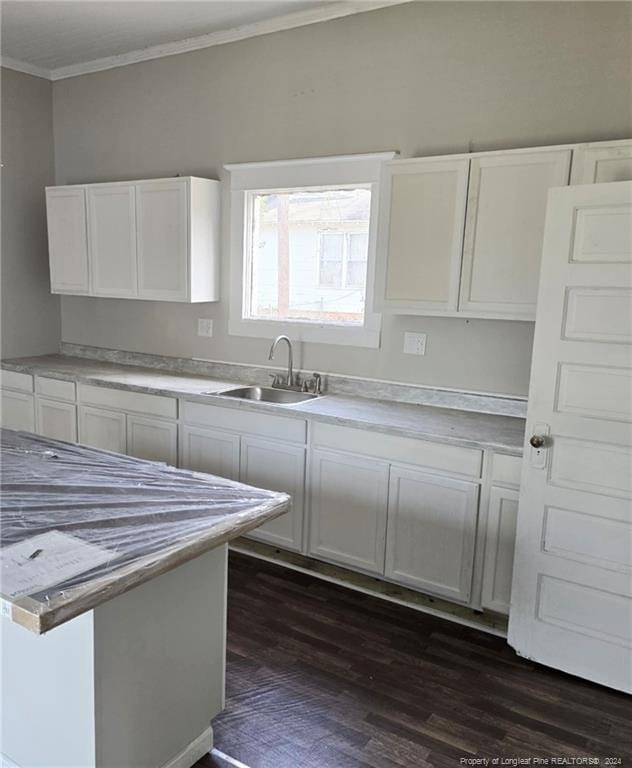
[529,434,546,449]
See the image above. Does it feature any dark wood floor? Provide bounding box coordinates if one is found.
[198,552,632,768]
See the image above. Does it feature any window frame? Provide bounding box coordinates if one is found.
[225,153,395,348]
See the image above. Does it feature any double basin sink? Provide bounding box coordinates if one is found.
[207,386,321,406]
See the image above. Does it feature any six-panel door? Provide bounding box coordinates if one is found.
[384,464,480,602]
[180,424,240,480]
[45,187,90,294]
[308,447,390,574]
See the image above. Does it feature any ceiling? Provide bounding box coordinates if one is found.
[1,0,402,80]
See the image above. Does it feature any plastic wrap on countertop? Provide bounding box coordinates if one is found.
[0,428,290,633]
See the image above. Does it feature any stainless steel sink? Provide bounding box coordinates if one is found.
[214,386,320,405]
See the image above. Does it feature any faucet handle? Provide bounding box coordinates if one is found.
[269,373,282,388]
[312,373,322,395]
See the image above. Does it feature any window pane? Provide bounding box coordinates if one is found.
[247,187,371,325]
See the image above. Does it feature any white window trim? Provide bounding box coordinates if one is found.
[225,152,395,348]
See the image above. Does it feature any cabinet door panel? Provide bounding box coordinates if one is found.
[136,180,188,301]
[240,437,305,552]
[78,406,126,454]
[36,398,77,442]
[308,448,389,574]
[381,159,468,313]
[87,184,137,297]
[46,188,89,293]
[127,415,177,465]
[570,142,632,184]
[180,425,240,480]
[0,390,35,432]
[385,465,479,602]
[459,150,571,317]
[481,486,519,615]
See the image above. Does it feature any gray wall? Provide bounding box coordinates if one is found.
[2,68,60,357]
[53,2,632,396]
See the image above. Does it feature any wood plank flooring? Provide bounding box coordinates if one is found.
[198,552,632,768]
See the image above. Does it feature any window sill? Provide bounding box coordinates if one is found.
[227,315,381,348]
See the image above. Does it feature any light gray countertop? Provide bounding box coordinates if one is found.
[2,354,526,454]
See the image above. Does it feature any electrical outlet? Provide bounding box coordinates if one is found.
[403,332,427,355]
[197,318,213,337]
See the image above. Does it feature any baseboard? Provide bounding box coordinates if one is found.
[161,726,213,768]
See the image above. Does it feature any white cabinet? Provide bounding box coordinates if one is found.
[481,486,519,615]
[308,447,390,575]
[459,149,571,318]
[180,424,240,480]
[36,398,77,442]
[240,436,305,552]
[0,390,35,431]
[385,465,479,602]
[379,158,468,314]
[46,177,220,302]
[570,139,632,184]
[87,184,137,298]
[127,414,177,465]
[45,187,89,294]
[78,405,127,454]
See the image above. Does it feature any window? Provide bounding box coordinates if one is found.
[227,153,394,347]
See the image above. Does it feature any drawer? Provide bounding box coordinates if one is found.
[78,383,177,419]
[182,400,306,444]
[311,422,482,478]
[35,376,76,402]
[491,453,522,487]
[1,370,33,393]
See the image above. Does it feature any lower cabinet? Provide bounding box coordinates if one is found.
[180,424,240,480]
[240,436,305,552]
[308,447,390,575]
[78,405,127,453]
[36,397,77,442]
[384,464,479,603]
[481,485,519,614]
[127,414,177,465]
[0,389,35,431]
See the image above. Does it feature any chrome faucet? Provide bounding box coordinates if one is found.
[268,335,294,388]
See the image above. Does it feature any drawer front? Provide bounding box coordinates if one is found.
[78,383,177,419]
[1,370,33,393]
[182,401,306,444]
[35,376,76,402]
[491,453,522,487]
[311,422,482,478]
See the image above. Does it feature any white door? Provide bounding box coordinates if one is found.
[459,149,571,318]
[78,406,127,454]
[571,141,632,184]
[180,424,240,480]
[0,390,35,431]
[45,187,89,294]
[87,184,137,297]
[481,485,519,614]
[127,415,177,465]
[240,436,305,552]
[308,447,389,575]
[35,398,77,443]
[508,181,632,693]
[136,180,189,301]
[379,158,469,314]
[385,464,479,602]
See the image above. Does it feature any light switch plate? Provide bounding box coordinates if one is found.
[197,318,213,337]
[403,332,427,355]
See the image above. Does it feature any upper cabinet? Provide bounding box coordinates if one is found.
[376,138,631,321]
[45,176,220,303]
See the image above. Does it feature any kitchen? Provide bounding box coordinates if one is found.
[1,2,631,767]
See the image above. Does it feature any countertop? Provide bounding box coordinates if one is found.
[0,429,290,634]
[2,354,526,454]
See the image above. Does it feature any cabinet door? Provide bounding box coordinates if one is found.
[459,150,571,318]
[78,405,126,454]
[0,390,35,431]
[570,141,632,184]
[385,465,479,602]
[36,398,77,442]
[127,414,177,465]
[481,486,519,615]
[87,184,137,297]
[380,158,469,313]
[240,436,305,552]
[308,448,389,575]
[180,424,240,480]
[46,187,89,294]
[136,180,189,301]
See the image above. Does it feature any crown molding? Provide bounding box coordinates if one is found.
[0,56,52,80]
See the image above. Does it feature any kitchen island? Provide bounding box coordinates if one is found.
[0,428,290,768]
